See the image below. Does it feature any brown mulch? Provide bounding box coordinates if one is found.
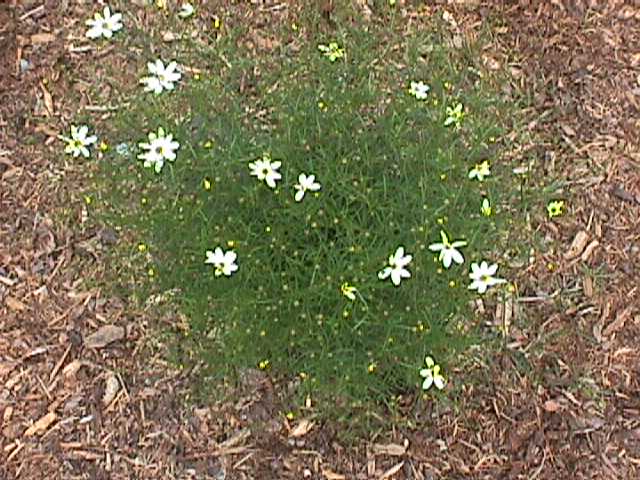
[1,1,640,479]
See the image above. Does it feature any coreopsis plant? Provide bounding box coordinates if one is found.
[59,125,97,158]
[378,246,412,286]
[85,6,123,39]
[137,127,180,173]
[205,247,238,277]
[140,60,182,94]
[293,173,321,202]
[428,230,467,269]
[249,154,282,189]
[468,261,507,294]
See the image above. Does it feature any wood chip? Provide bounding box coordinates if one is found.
[102,373,120,406]
[372,443,407,456]
[84,325,125,349]
[289,419,315,438]
[564,230,589,259]
[543,399,562,412]
[31,32,56,44]
[24,412,56,437]
[322,469,346,480]
[379,461,404,479]
[5,296,26,311]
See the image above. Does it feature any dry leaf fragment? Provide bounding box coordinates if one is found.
[84,325,125,349]
[289,418,315,438]
[564,230,589,259]
[24,412,57,437]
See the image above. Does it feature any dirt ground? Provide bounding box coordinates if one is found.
[1,1,640,479]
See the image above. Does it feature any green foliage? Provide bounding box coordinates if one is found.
[97,3,514,416]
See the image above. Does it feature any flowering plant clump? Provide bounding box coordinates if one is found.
[60,125,97,158]
[98,4,515,414]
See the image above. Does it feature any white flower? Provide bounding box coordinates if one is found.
[178,3,195,18]
[341,282,357,301]
[444,102,464,128]
[468,160,491,181]
[59,125,97,158]
[205,247,238,277]
[248,154,282,189]
[137,127,180,173]
[140,60,181,94]
[378,246,412,286]
[318,42,345,62]
[428,230,467,268]
[85,7,123,39]
[294,173,321,202]
[420,356,446,390]
[468,261,507,294]
[409,81,430,100]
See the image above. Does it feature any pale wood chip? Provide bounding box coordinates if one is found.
[379,461,405,479]
[84,325,125,349]
[289,419,315,438]
[24,412,56,437]
[372,443,407,456]
[564,230,589,259]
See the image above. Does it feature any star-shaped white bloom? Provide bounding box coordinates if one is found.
[468,160,491,181]
[428,230,467,269]
[85,7,123,39]
[137,127,180,173]
[205,247,238,277]
[468,261,507,294]
[248,155,282,189]
[444,102,464,128]
[178,3,195,18]
[378,246,412,286]
[409,81,430,100]
[420,356,446,390]
[140,60,181,94]
[293,173,321,202]
[59,125,97,158]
